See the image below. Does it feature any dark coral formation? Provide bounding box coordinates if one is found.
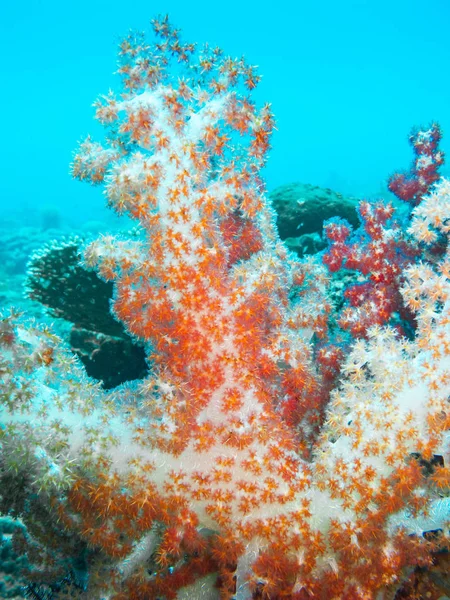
[26,239,124,337]
[25,238,148,389]
[269,182,360,256]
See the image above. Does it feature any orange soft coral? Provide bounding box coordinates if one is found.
[0,16,449,600]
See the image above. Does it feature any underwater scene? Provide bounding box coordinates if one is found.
[1,1,450,598]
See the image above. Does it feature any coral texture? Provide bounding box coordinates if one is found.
[1,16,450,600]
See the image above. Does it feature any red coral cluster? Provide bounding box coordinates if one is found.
[388,124,444,205]
[323,124,445,339]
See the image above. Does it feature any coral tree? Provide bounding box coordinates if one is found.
[1,16,450,599]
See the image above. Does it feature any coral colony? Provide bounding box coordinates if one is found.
[1,15,450,600]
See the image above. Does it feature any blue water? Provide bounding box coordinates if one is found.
[1,0,450,228]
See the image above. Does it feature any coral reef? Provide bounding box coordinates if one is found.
[0,15,449,600]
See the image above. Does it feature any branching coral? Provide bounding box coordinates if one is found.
[0,15,449,600]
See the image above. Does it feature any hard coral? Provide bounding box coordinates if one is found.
[26,238,148,388]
